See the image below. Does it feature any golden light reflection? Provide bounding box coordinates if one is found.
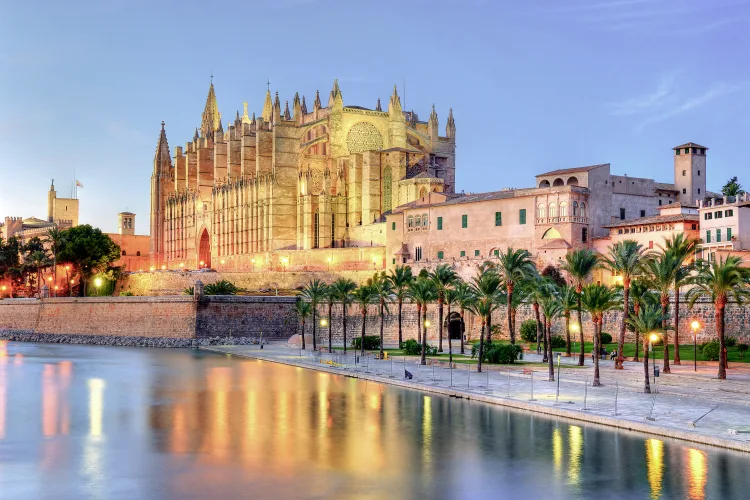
[552,426,563,476]
[687,448,707,500]
[422,395,433,473]
[42,364,58,437]
[14,353,23,365]
[59,361,72,435]
[88,378,105,438]
[568,425,583,489]
[0,365,5,440]
[646,438,664,500]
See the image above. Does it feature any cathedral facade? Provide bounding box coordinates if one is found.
[150,80,456,270]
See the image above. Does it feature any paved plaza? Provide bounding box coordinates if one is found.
[206,342,750,453]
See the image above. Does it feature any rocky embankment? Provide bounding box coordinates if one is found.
[0,330,263,348]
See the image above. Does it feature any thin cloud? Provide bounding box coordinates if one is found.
[607,73,679,116]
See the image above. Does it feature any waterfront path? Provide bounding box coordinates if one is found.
[204,343,750,453]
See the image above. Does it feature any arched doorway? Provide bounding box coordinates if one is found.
[198,228,211,268]
[446,311,464,340]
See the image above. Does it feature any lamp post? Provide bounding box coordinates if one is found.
[649,333,659,383]
[94,277,102,296]
[691,320,701,372]
[251,258,256,273]
[327,256,332,272]
[47,276,54,297]
[570,322,580,356]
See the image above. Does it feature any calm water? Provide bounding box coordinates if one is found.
[0,342,748,499]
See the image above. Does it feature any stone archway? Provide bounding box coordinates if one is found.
[447,311,464,340]
[198,228,211,268]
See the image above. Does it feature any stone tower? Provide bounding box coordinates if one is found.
[673,142,707,205]
[150,121,172,267]
[118,212,135,236]
[47,180,56,222]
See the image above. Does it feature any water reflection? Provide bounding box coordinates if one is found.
[0,343,749,500]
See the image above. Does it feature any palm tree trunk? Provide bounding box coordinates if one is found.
[477,318,486,373]
[643,334,651,393]
[379,300,385,358]
[447,302,453,365]
[534,303,542,354]
[616,281,629,369]
[420,303,428,366]
[593,319,601,386]
[542,313,548,363]
[673,283,681,365]
[511,307,517,345]
[633,303,640,362]
[312,307,317,351]
[360,307,367,358]
[486,308,493,344]
[438,296,444,352]
[507,285,515,344]
[661,296,671,374]
[342,304,347,354]
[717,299,727,380]
[460,305,466,354]
[416,303,422,345]
[565,314,571,357]
[398,298,403,347]
[547,319,554,381]
[301,319,306,350]
[328,302,333,353]
[577,295,585,366]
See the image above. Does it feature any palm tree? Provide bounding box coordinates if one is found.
[351,283,377,358]
[370,272,393,358]
[721,176,745,197]
[559,285,578,357]
[329,278,357,354]
[408,277,437,365]
[324,286,335,353]
[44,227,65,290]
[27,250,50,294]
[539,290,562,381]
[429,264,458,353]
[581,284,621,386]
[301,279,328,351]
[388,265,414,348]
[465,294,491,373]
[525,274,547,355]
[626,303,669,393]
[562,249,599,366]
[662,234,698,365]
[295,297,312,350]
[469,268,503,372]
[687,256,750,379]
[454,281,473,354]
[642,253,678,374]
[601,240,648,369]
[629,279,656,363]
[496,248,536,344]
[444,287,460,364]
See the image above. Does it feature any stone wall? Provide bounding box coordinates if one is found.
[0,295,297,342]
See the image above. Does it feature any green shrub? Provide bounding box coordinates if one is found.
[352,335,380,351]
[600,332,613,345]
[119,291,133,296]
[703,341,720,361]
[738,344,748,357]
[520,319,539,343]
[183,286,194,295]
[204,280,241,295]
[725,336,738,347]
[549,335,566,349]
[401,339,422,355]
[475,342,523,364]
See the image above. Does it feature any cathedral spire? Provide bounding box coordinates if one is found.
[154,121,171,174]
[193,127,199,142]
[446,107,456,140]
[242,101,251,124]
[262,89,273,122]
[251,112,256,125]
[389,85,402,110]
[284,100,291,120]
[428,104,439,141]
[376,98,382,112]
[273,92,282,123]
[200,81,221,138]
[314,90,321,110]
[329,78,343,108]
[301,95,308,115]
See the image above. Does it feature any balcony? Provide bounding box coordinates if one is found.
[535,216,589,225]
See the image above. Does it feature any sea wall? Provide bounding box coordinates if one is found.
[0,295,298,343]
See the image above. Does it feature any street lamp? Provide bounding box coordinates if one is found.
[691,320,701,372]
[281,257,289,272]
[320,318,328,327]
[94,277,103,295]
[327,256,332,272]
[251,258,256,272]
[649,333,659,383]
[569,322,580,354]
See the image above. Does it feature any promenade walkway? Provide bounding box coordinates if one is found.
[204,343,750,454]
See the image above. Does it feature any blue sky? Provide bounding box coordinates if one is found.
[1,0,748,233]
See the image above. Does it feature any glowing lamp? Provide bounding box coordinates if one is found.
[691,320,700,331]
[321,319,328,327]
[149,266,155,272]
[199,261,205,266]
[424,320,431,327]
[94,278,103,288]
[65,265,70,270]
[47,277,53,282]
[161,265,166,270]
[1,286,6,291]
[649,333,659,343]
[220,259,225,265]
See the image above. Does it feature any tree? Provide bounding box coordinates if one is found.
[469,268,503,372]
[662,234,698,365]
[407,277,437,366]
[581,284,621,386]
[642,253,679,374]
[541,265,567,288]
[465,295,491,374]
[721,176,745,197]
[626,303,669,393]
[44,227,65,289]
[0,237,21,296]
[294,298,312,350]
[429,264,458,353]
[559,285,578,357]
[324,285,335,353]
[444,287,460,364]
[351,283,376,358]
[601,240,648,369]
[525,274,547,356]
[562,249,599,366]
[27,250,51,294]
[687,256,750,379]
[629,279,657,363]
[370,272,394,358]
[454,281,474,355]
[496,248,536,344]
[387,265,414,348]
[56,225,120,296]
[329,278,357,354]
[301,279,328,351]
[539,289,562,381]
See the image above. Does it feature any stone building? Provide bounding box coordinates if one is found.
[150,80,456,271]
[107,212,150,272]
[1,181,77,244]
[698,192,750,263]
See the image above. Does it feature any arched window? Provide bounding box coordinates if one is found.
[580,202,586,218]
[567,176,579,186]
[136,251,141,256]
[539,180,551,188]
[572,201,579,216]
[422,214,428,227]
[122,250,127,256]
[537,204,546,218]
[559,202,568,217]
[414,216,421,227]
[407,216,414,228]
[553,178,565,187]
[548,203,557,218]
[419,187,427,198]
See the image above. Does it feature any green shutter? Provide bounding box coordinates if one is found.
[494,249,499,257]
[727,228,732,240]
[706,231,711,243]
[462,214,468,228]
[519,209,526,225]
[474,250,480,257]
[460,250,466,257]
[716,229,721,242]
[392,258,396,265]
[495,212,502,226]
[391,221,396,230]
[437,216,443,230]
[437,251,444,260]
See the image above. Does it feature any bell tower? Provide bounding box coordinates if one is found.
[673,142,707,204]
